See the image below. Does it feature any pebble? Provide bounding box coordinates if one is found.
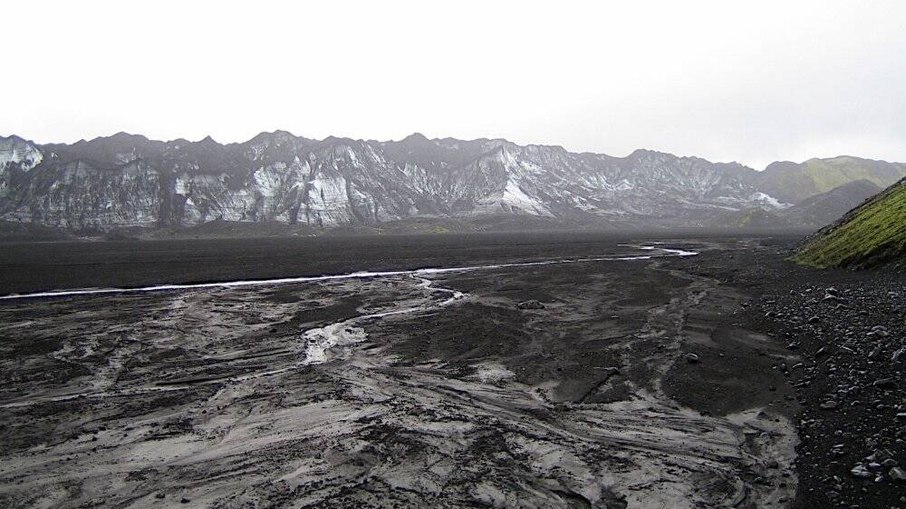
[516,300,545,310]
[851,465,872,478]
[819,400,839,410]
[890,467,906,482]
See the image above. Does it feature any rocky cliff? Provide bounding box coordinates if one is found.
[2,132,903,231]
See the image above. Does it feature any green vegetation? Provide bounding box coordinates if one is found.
[793,179,906,269]
[805,157,899,194]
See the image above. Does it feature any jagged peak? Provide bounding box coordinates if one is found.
[627,148,686,160]
[401,132,431,143]
[625,148,752,170]
[248,129,298,143]
[0,134,31,144]
[321,135,356,146]
[84,132,151,145]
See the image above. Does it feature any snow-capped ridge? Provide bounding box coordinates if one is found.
[2,131,901,231]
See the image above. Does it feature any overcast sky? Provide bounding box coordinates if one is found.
[5,1,905,170]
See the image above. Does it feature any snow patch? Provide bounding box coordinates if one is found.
[469,363,516,383]
[254,164,285,198]
[0,138,42,171]
[501,179,553,216]
[302,324,367,364]
[749,192,789,209]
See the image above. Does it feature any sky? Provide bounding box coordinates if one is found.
[4,0,906,170]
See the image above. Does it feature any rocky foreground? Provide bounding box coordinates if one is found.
[0,233,902,508]
[679,238,906,508]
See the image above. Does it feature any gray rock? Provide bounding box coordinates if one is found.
[851,464,872,478]
[517,300,545,310]
[890,467,906,482]
[684,352,700,364]
[820,400,839,410]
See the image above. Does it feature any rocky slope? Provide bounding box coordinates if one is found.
[2,132,904,232]
[794,177,906,269]
[750,256,906,507]
[780,179,882,228]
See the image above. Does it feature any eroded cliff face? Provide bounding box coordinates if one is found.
[0,131,807,230]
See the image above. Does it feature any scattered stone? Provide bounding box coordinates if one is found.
[808,316,821,324]
[820,400,839,410]
[851,464,872,478]
[517,300,545,310]
[868,325,890,338]
[180,497,191,504]
[873,378,897,390]
[684,352,700,364]
[890,467,906,482]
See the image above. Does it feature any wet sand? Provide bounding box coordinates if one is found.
[0,236,802,508]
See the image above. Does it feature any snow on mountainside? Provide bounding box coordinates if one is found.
[0,132,895,231]
[0,135,44,196]
[0,136,43,171]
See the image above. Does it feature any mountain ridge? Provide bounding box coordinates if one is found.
[2,131,905,233]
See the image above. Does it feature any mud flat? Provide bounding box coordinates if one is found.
[0,235,807,508]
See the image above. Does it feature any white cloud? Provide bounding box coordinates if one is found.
[4,0,905,169]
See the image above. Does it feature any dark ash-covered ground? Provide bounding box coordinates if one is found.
[0,232,902,508]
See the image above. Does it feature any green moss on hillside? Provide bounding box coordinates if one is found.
[805,157,892,193]
[793,179,906,269]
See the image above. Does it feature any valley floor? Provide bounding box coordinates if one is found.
[0,233,901,508]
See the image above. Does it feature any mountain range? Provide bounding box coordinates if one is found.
[2,132,904,234]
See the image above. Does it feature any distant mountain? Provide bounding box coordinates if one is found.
[757,156,906,204]
[1,132,903,233]
[794,177,906,269]
[780,179,882,228]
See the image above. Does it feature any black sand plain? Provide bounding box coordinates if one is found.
[0,231,903,508]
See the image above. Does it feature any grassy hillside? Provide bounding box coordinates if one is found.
[793,177,906,269]
[759,157,906,204]
[805,157,902,193]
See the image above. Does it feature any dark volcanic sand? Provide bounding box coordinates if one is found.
[0,232,901,508]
